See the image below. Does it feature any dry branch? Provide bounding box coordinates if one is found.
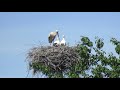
[26,45,80,76]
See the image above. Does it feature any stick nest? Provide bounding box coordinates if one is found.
[26,45,80,76]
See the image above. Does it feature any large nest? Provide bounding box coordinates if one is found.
[26,45,80,76]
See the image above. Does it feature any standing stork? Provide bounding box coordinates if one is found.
[53,34,61,47]
[48,30,59,46]
[60,35,66,46]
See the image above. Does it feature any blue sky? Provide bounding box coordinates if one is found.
[0,12,120,78]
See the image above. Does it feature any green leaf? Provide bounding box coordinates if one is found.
[115,44,120,54]
[88,42,93,47]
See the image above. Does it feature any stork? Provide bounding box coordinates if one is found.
[53,34,61,47]
[48,30,59,46]
[60,35,66,46]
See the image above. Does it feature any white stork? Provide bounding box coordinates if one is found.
[53,34,61,47]
[60,35,66,46]
[48,30,59,46]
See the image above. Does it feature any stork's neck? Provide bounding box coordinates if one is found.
[56,35,60,41]
[62,36,65,40]
[57,33,60,41]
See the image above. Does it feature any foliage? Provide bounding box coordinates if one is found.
[27,36,120,78]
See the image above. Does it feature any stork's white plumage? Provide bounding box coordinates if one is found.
[60,35,66,46]
[48,30,59,46]
[53,35,61,46]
